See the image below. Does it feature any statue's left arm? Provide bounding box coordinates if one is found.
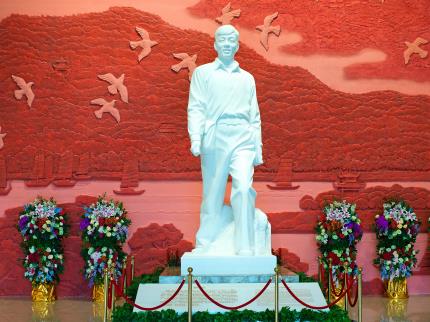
[250,77,263,166]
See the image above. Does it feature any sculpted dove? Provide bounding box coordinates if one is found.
[171,53,198,81]
[129,27,158,62]
[98,73,128,103]
[256,12,281,51]
[215,2,241,25]
[90,98,120,123]
[12,75,35,107]
[404,37,428,65]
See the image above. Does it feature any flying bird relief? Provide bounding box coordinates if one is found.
[11,75,35,107]
[256,12,281,51]
[129,27,158,62]
[98,73,129,103]
[215,2,241,25]
[0,126,6,150]
[171,53,198,81]
[90,98,120,123]
[404,37,428,65]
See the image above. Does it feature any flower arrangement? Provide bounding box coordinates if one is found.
[17,197,68,284]
[80,195,131,286]
[374,200,420,281]
[315,200,363,284]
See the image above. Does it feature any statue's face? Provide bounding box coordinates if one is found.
[214,31,239,60]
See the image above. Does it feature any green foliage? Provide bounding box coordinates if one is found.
[112,306,350,321]
[297,272,316,283]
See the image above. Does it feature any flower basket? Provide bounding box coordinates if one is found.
[17,197,69,302]
[80,195,131,295]
[374,200,420,299]
[316,200,363,304]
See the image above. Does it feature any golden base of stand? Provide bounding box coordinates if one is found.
[31,283,56,302]
[329,284,345,308]
[92,283,105,303]
[385,278,408,299]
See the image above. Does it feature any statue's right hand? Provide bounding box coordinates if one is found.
[190,140,201,157]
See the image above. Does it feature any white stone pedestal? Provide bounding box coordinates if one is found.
[180,253,277,276]
[134,282,328,313]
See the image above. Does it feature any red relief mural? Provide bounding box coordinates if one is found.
[128,223,193,276]
[274,248,309,274]
[188,0,430,82]
[0,7,429,193]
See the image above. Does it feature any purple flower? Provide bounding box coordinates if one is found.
[376,216,388,232]
[18,216,29,231]
[410,224,419,236]
[80,218,90,231]
[352,222,362,238]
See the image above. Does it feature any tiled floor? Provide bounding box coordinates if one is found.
[0,296,429,321]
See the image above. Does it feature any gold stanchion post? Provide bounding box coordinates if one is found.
[317,257,322,285]
[103,267,109,322]
[274,267,279,322]
[131,255,135,281]
[327,258,332,303]
[343,262,348,312]
[188,267,193,322]
[122,258,127,291]
[358,267,362,322]
[110,267,116,319]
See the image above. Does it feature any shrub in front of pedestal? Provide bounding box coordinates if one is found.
[374,200,420,281]
[17,197,69,284]
[315,200,363,284]
[80,195,131,286]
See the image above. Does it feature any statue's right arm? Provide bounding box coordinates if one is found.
[187,68,206,157]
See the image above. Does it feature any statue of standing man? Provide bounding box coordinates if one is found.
[187,25,271,257]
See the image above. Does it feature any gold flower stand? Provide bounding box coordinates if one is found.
[31,283,56,302]
[385,278,408,299]
[92,283,105,303]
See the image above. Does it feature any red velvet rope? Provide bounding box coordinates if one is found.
[107,282,113,310]
[116,274,124,297]
[281,277,355,310]
[114,279,185,311]
[329,267,345,297]
[347,276,359,307]
[126,258,132,287]
[194,278,272,310]
[319,261,326,287]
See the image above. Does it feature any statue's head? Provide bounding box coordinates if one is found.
[214,25,239,61]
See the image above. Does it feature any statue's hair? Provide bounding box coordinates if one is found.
[214,25,239,40]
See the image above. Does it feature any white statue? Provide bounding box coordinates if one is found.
[187,25,271,257]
